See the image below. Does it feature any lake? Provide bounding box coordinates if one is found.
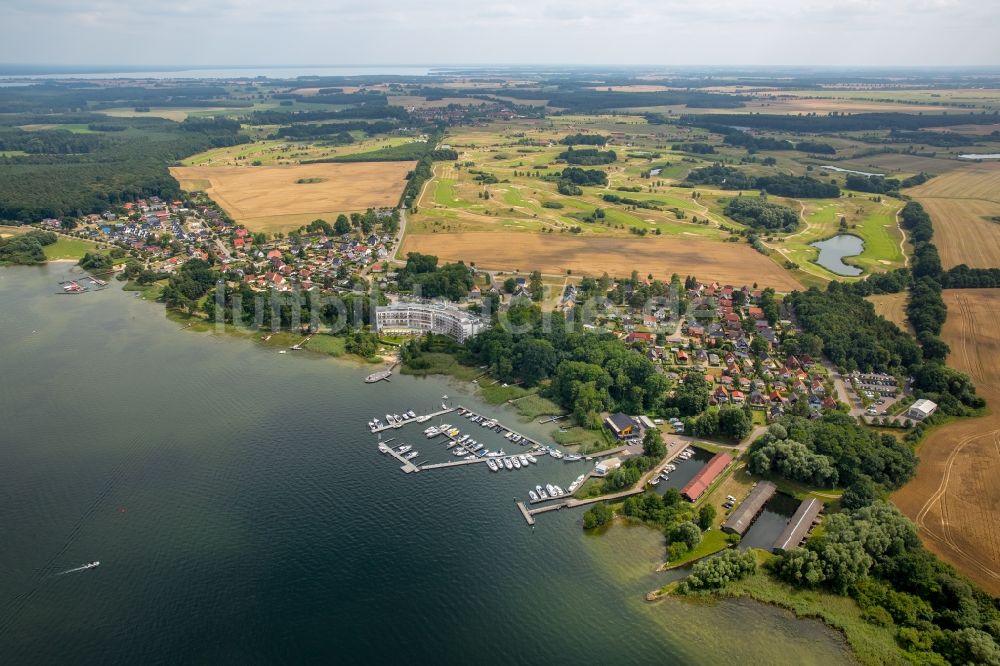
[811,234,864,276]
[0,264,853,664]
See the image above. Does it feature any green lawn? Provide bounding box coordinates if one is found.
[305,334,347,357]
[43,237,101,261]
[663,529,731,568]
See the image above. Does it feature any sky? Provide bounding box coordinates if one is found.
[2,0,998,68]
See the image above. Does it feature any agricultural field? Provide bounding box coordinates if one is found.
[893,289,1000,596]
[907,163,1000,268]
[866,293,912,334]
[400,231,803,290]
[181,136,416,167]
[169,162,414,233]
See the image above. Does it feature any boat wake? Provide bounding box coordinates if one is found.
[55,561,100,576]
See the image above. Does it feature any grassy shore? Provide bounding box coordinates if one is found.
[652,553,907,666]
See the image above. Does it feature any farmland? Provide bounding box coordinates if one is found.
[908,163,1000,269]
[170,162,414,233]
[893,289,1000,596]
[400,231,803,289]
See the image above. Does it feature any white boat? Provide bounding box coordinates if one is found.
[529,490,539,502]
[512,457,521,469]
[407,410,416,419]
[416,415,431,423]
[385,414,393,423]
[526,454,537,464]
[487,459,498,472]
[464,455,476,461]
[503,458,513,470]
[425,427,440,438]
[377,443,390,454]
[505,432,513,440]
[650,478,660,486]
[545,484,556,496]
[564,454,582,462]
[550,450,564,459]
[518,455,529,467]
[553,485,564,496]
[404,451,418,460]
[397,444,412,454]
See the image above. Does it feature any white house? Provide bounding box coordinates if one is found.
[906,399,938,420]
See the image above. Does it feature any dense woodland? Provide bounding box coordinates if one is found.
[0,117,247,221]
[685,164,840,198]
[723,196,800,232]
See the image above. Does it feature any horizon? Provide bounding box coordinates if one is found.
[4,0,999,68]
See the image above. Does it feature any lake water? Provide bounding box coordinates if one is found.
[811,234,865,276]
[739,493,801,551]
[1,65,433,80]
[0,264,853,664]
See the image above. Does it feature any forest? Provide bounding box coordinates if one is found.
[0,117,247,221]
[723,196,800,232]
[685,164,840,198]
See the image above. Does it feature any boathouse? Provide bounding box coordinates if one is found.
[680,452,732,502]
[722,481,777,535]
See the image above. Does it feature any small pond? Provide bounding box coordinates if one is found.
[811,234,864,276]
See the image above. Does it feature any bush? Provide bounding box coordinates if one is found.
[677,549,757,592]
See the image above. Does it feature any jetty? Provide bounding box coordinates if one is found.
[365,362,398,383]
[371,407,455,434]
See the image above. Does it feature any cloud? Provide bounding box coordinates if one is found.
[1,0,998,66]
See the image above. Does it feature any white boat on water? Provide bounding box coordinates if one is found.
[407,410,416,419]
[529,490,539,502]
[518,455,529,467]
[503,458,513,470]
[512,457,521,469]
[526,454,537,464]
[377,443,390,454]
[416,415,431,423]
[564,454,582,462]
[487,459,498,472]
[404,451,418,460]
[545,484,556,496]
[650,478,660,486]
[553,485,564,496]
[425,427,440,438]
[397,444,412,454]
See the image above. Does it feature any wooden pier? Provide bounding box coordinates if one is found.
[516,502,535,526]
[370,407,455,434]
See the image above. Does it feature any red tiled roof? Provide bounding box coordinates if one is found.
[681,453,733,501]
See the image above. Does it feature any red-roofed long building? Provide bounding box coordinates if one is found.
[680,452,733,502]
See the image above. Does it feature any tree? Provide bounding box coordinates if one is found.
[718,405,752,440]
[334,214,351,235]
[642,427,665,459]
[529,270,544,302]
[503,277,517,293]
[670,521,702,551]
[697,505,717,530]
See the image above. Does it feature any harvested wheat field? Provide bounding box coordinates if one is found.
[867,293,913,334]
[908,163,1000,269]
[893,289,1000,596]
[401,232,802,290]
[170,163,414,233]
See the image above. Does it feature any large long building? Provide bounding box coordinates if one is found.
[772,498,824,552]
[680,452,733,502]
[374,302,488,343]
[722,481,777,535]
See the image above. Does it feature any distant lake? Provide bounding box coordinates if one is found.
[812,234,864,276]
[819,165,884,177]
[0,65,433,80]
[958,153,1000,160]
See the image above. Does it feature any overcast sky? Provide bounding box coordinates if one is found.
[2,0,998,68]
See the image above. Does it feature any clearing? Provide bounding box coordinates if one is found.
[866,293,913,334]
[892,289,1000,596]
[400,231,802,290]
[169,163,414,233]
[908,163,1000,269]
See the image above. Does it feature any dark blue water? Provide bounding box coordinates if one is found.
[0,265,852,665]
